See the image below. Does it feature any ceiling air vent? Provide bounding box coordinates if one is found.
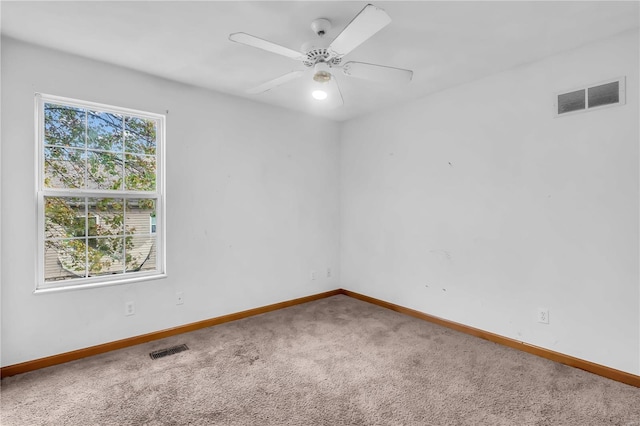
[557,89,586,114]
[555,77,625,117]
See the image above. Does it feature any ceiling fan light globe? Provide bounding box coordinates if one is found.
[313,70,332,83]
[312,90,328,100]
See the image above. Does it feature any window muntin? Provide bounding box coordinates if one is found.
[37,94,165,291]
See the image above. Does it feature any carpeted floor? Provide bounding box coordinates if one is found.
[1,295,639,425]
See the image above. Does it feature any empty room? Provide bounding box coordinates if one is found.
[1,1,639,425]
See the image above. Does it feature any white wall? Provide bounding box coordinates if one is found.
[340,30,639,374]
[2,29,639,376]
[0,38,340,367]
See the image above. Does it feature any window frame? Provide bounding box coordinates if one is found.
[35,93,166,293]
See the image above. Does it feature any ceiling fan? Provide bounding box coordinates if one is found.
[229,4,413,107]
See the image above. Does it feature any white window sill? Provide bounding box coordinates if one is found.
[34,272,167,294]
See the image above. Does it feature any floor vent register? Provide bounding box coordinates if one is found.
[149,344,189,360]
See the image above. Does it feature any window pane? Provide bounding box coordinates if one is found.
[88,198,124,236]
[88,237,125,276]
[125,235,156,272]
[45,197,86,239]
[125,199,156,235]
[125,116,156,155]
[125,154,156,191]
[87,150,123,190]
[44,244,81,282]
[88,111,123,152]
[44,239,87,281]
[44,104,85,148]
[44,147,86,189]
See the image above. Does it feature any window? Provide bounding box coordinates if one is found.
[36,94,165,291]
[150,214,157,234]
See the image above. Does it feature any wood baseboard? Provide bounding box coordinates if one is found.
[3,287,638,388]
[340,289,640,388]
[0,289,342,379]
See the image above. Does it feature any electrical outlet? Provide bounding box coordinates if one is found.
[176,291,184,305]
[125,301,135,316]
[537,308,549,324]
[310,271,316,281]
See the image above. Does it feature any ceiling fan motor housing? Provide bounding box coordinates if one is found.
[302,18,343,68]
[303,49,342,68]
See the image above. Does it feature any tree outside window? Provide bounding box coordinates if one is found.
[38,95,164,290]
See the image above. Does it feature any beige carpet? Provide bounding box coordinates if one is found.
[1,295,639,425]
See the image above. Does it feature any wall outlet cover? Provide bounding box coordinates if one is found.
[125,301,135,316]
[537,308,549,324]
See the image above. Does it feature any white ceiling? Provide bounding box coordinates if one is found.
[1,1,638,121]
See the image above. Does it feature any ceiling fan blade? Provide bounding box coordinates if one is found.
[328,4,391,57]
[342,61,413,83]
[246,70,305,94]
[327,76,344,108]
[229,32,305,60]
